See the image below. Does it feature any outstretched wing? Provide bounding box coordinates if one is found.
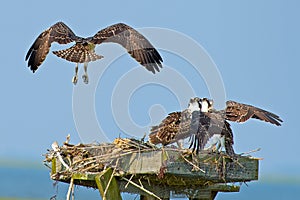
[225,100,283,126]
[90,23,163,73]
[25,22,77,72]
[149,112,181,146]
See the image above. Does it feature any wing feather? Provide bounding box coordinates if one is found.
[225,100,283,126]
[189,111,235,156]
[149,112,181,145]
[25,22,77,72]
[90,23,163,73]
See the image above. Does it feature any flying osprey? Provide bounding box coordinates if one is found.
[189,98,283,156]
[149,97,201,148]
[25,22,163,84]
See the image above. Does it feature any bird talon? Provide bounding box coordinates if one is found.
[82,74,89,84]
[72,76,78,85]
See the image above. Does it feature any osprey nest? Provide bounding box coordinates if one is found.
[44,136,259,199]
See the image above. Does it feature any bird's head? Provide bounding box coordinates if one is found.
[199,98,214,112]
[188,97,201,112]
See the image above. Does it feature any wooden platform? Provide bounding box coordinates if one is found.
[46,140,259,200]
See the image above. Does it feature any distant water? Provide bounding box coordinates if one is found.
[0,167,299,200]
[0,167,100,199]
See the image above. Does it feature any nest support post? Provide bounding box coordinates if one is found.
[95,168,122,200]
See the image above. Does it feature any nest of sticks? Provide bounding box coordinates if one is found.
[44,135,250,182]
[44,136,259,200]
[44,137,157,175]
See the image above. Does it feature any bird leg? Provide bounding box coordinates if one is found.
[216,135,225,153]
[220,135,226,152]
[72,64,79,85]
[215,142,221,152]
[82,62,89,84]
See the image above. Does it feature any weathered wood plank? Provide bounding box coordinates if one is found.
[51,150,258,183]
[117,150,258,183]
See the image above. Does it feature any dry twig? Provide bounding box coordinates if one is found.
[181,154,205,173]
[121,177,162,200]
[66,178,74,200]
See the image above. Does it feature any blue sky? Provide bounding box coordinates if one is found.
[0,0,299,198]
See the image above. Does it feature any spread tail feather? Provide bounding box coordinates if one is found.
[53,44,103,63]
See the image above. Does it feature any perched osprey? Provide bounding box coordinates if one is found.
[25,22,163,84]
[189,98,235,156]
[149,97,201,148]
[189,98,283,156]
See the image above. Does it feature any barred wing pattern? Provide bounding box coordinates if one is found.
[149,109,197,146]
[25,22,77,72]
[225,101,283,126]
[149,112,181,146]
[90,23,163,73]
[175,109,195,141]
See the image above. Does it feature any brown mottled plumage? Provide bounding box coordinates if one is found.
[52,43,102,63]
[149,112,181,146]
[25,22,163,84]
[26,22,77,72]
[150,97,283,156]
[190,98,283,156]
[225,100,282,126]
[149,98,200,147]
